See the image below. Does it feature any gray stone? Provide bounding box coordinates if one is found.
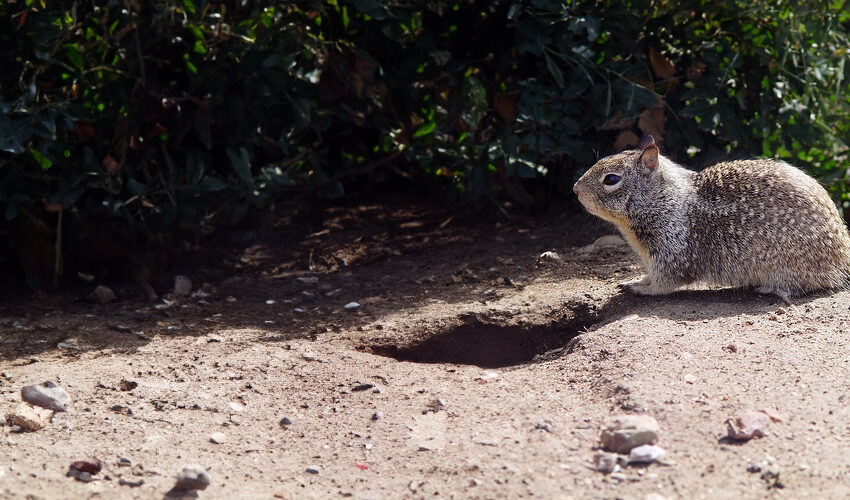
[593,452,620,474]
[22,381,70,412]
[600,415,660,454]
[94,285,117,304]
[66,468,93,482]
[305,465,320,474]
[176,465,210,491]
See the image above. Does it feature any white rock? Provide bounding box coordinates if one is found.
[228,402,244,412]
[538,251,561,261]
[628,444,667,463]
[683,373,697,384]
[209,432,226,444]
[344,302,360,310]
[5,402,52,431]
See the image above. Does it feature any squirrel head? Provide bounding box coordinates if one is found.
[572,135,660,223]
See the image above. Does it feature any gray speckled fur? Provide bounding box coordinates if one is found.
[573,144,850,297]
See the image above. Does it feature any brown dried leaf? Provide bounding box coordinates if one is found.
[614,131,639,151]
[638,107,666,142]
[494,91,520,122]
[597,112,635,132]
[649,48,675,79]
[103,155,121,176]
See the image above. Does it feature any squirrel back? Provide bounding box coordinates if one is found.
[572,135,850,298]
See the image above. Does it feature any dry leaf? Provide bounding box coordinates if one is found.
[494,91,520,121]
[638,107,666,142]
[614,131,639,151]
[649,48,675,79]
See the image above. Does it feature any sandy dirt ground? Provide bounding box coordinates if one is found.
[1,197,849,499]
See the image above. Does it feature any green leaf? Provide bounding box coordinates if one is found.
[544,53,564,88]
[30,149,53,170]
[197,176,228,192]
[64,43,84,71]
[413,122,436,138]
[352,0,385,19]
[227,146,254,187]
[127,178,149,196]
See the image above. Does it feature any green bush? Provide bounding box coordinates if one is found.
[1,0,848,288]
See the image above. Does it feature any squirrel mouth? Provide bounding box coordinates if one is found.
[576,193,600,216]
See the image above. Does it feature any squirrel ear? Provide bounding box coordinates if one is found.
[637,135,656,151]
[640,145,659,171]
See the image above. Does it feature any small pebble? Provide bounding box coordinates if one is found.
[683,373,697,384]
[726,410,771,440]
[119,380,138,391]
[371,412,382,421]
[534,422,554,433]
[352,383,374,392]
[175,465,210,491]
[119,477,144,487]
[280,417,293,427]
[70,457,103,474]
[305,465,320,474]
[344,302,360,310]
[600,415,660,454]
[228,402,244,412]
[265,299,276,305]
[209,432,227,444]
[593,452,620,474]
[66,468,93,482]
[538,251,561,261]
[94,285,117,304]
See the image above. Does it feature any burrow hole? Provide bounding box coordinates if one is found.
[365,302,597,369]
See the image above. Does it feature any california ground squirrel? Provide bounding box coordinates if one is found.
[572,135,850,300]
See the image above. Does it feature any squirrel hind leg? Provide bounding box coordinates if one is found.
[754,285,793,306]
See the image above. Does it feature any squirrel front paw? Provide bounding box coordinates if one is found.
[618,277,651,289]
[619,277,677,296]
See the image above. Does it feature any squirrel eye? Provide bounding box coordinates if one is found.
[603,174,621,186]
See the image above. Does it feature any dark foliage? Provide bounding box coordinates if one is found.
[1,0,848,288]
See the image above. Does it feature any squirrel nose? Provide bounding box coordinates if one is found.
[572,182,582,195]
